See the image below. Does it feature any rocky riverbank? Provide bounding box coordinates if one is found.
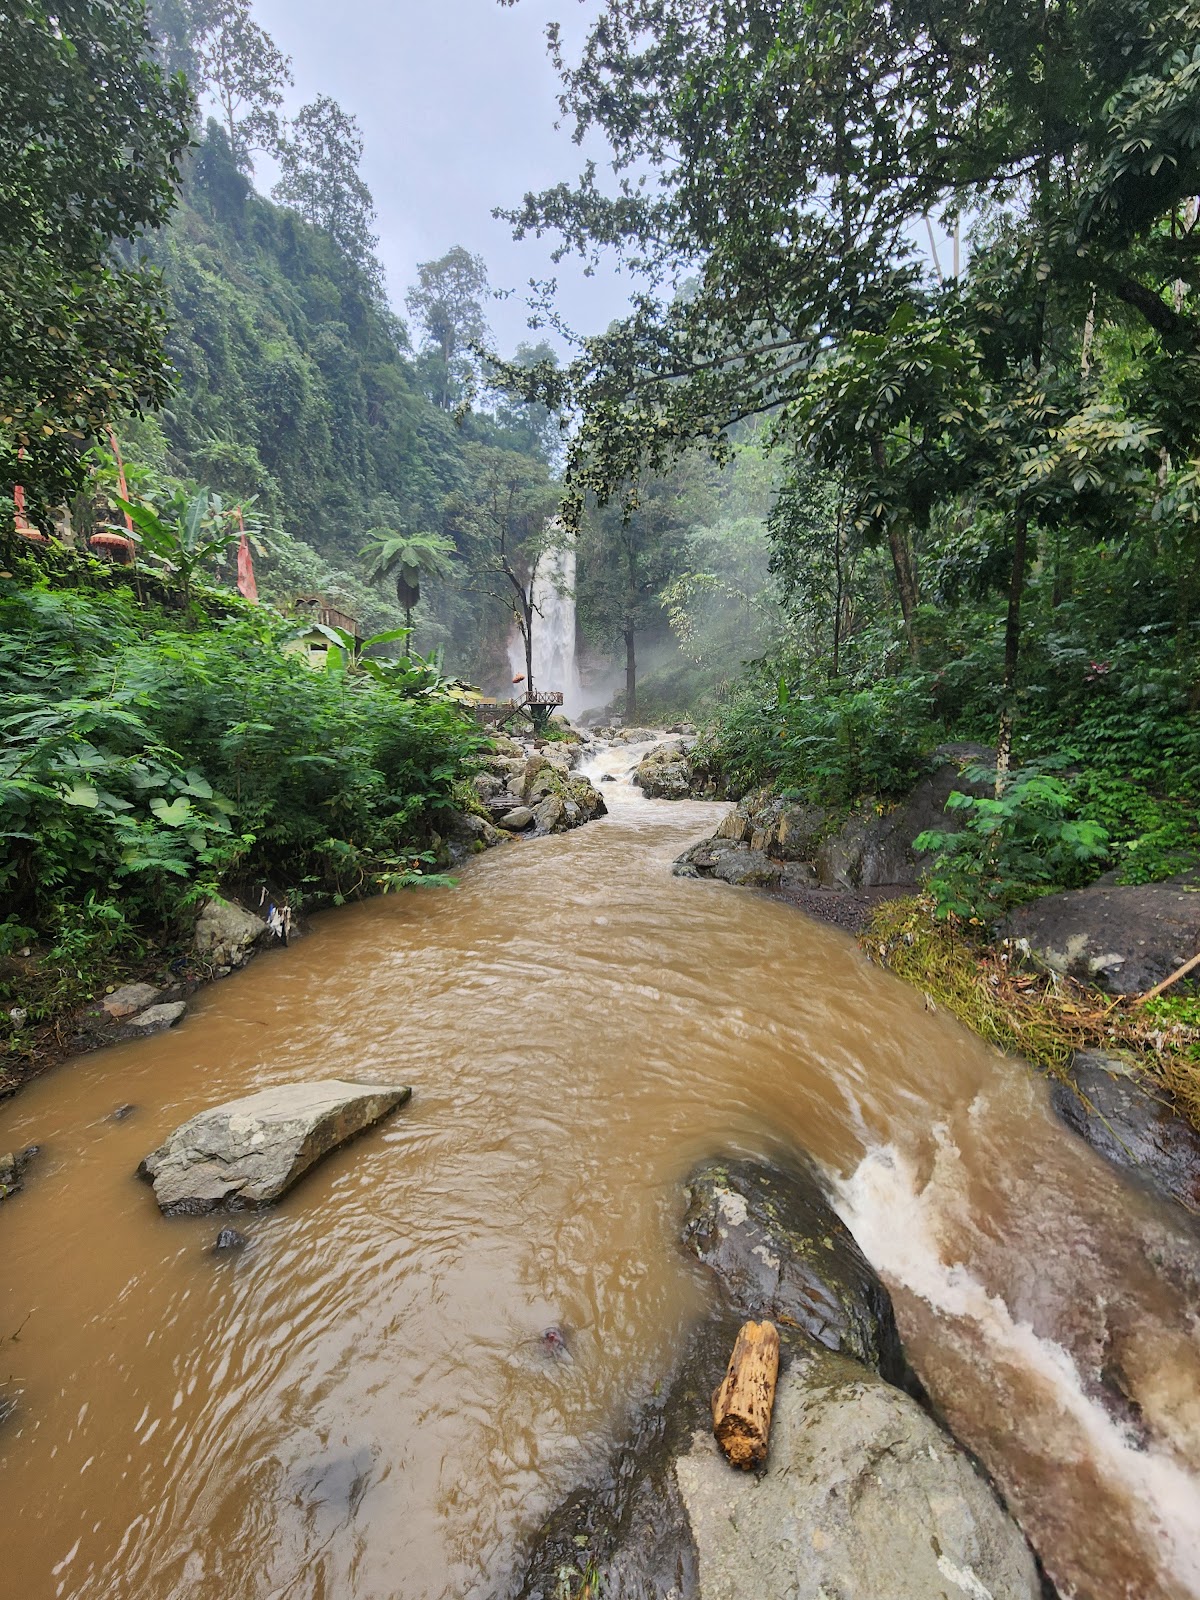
[0,718,611,1104]
[516,1154,1046,1600]
[667,744,1200,1223]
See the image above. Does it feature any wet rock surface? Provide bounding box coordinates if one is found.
[1051,1050,1200,1218]
[1007,873,1200,994]
[681,745,993,898]
[682,1158,907,1383]
[138,1080,412,1215]
[0,1144,40,1201]
[193,896,268,970]
[673,839,782,888]
[516,1155,1039,1600]
[212,1226,249,1253]
[673,1349,1042,1600]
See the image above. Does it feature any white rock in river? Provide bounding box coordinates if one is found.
[194,896,268,968]
[138,1080,412,1215]
[675,1348,1042,1600]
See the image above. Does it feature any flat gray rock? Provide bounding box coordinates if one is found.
[138,1080,412,1215]
[127,1001,187,1033]
[676,1350,1042,1600]
[1007,873,1200,994]
[101,982,161,1019]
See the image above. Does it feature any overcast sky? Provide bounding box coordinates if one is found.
[247,0,634,356]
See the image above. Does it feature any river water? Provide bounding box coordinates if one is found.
[1,745,1198,1600]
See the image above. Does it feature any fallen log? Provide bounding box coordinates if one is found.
[711,1319,780,1469]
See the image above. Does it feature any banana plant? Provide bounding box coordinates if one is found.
[108,489,267,611]
[300,622,481,703]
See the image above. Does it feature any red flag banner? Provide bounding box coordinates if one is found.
[236,508,258,603]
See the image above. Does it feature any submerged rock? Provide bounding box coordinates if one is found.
[138,1079,412,1215]
[683,1157,907,1383]
[0,1145,39,1201]
[1007,873,1200,994]
[212,1226,249,1253]
[1051,1051,1200,1217]
[194,896,268,970]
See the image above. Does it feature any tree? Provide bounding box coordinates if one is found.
[444,444,561,691]
[498,0,1200,767]
[577,460,711,720]
[273,96,383,294]
[406,247,491,411]
[360,518,458,639]
[488,340,565,468]
[0,0,193,525]
[194,0,291,171]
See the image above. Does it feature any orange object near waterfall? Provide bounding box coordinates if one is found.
[236,506,258,602]
[88,425,136,562]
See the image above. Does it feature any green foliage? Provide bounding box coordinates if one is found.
[915,765,1111,924]
[700,676,931,807]
[0,577,484,1013]
[0,0,193,517]
[273,95,383,295]
[112,484,267,607]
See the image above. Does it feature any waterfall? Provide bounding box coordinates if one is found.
[508,540,585,717]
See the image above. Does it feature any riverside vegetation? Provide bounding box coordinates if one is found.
[3,0,1199,1127]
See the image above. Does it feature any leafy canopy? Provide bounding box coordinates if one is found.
[0,0,193,519]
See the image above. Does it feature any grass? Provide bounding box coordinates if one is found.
[865,897,1200,1133]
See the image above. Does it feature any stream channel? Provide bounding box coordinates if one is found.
[1,741,1198,1600]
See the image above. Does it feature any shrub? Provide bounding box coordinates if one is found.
[915,761,1111,924]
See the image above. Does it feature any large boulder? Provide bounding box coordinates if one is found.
[683,1158,907,1383]
[712,848,782,888]
[815,749,993,889]
[1051,1051,1200,1217]
[138,1080,412,1215]
[193,896,268,970]
[690,746,992,893]
[672,1349,1042,1600]
[672,837,745,878]
[516,1155,1039,1600]
[633,741,704,800]
[1006,873,1200,994]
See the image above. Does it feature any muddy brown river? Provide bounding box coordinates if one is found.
[1,744,1198,1600]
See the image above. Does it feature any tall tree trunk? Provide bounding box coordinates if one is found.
[995,511,1029,793]
[625,530,639,722]
[869,434,919,659]
[831,496,845,680]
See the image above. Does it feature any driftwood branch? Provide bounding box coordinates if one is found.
[711,1320,780,1470]
[1138,950,1200,1005]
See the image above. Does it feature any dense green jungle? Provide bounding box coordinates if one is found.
[2,0,1199,1111]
